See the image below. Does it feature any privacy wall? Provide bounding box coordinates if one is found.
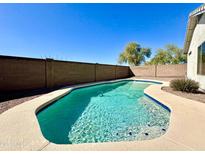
[0,56,130,92]
[130,64,187,78]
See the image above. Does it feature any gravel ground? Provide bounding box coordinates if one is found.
[162,86,205,103]
[0,88,53,114]
[0,94,44,114]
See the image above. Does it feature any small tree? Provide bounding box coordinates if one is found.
[146,44,187,65]
[118,42,151,66]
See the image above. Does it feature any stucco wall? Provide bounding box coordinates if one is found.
[187,13,205,90]
[0,56,130,92]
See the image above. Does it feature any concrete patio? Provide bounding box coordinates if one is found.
[0,78,205,150]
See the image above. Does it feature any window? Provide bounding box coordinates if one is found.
[197,42,205,75]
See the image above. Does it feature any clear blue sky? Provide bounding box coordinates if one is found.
[0,3,201,65]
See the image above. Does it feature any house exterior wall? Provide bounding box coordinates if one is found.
[187,13,205,90]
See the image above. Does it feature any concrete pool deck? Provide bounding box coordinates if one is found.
[0,78,205,150]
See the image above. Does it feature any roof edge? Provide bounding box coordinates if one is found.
[184,4,205,54]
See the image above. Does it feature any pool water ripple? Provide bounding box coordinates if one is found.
[37,81,170,144]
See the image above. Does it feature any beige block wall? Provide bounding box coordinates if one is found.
[96,64,116,81]
[0,55,187,92]
[157,64,187,77]
[0,56,130,92]
[130,65,156,77]
[52,61,95,87]
[130,64,187,78]
[116,66,130,79]
[0,57,46,91]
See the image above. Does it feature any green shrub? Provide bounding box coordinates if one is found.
[170,79,199,93]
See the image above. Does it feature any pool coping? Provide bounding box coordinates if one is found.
[1,77,205,150]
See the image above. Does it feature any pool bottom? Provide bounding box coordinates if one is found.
[68,95,169,144]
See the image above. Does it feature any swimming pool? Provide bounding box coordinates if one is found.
[37,80,170,144]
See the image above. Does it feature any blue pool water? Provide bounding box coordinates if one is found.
[37,80,170,144]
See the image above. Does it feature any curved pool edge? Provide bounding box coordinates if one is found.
[36,79,167,115]
[1,77,205,150]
